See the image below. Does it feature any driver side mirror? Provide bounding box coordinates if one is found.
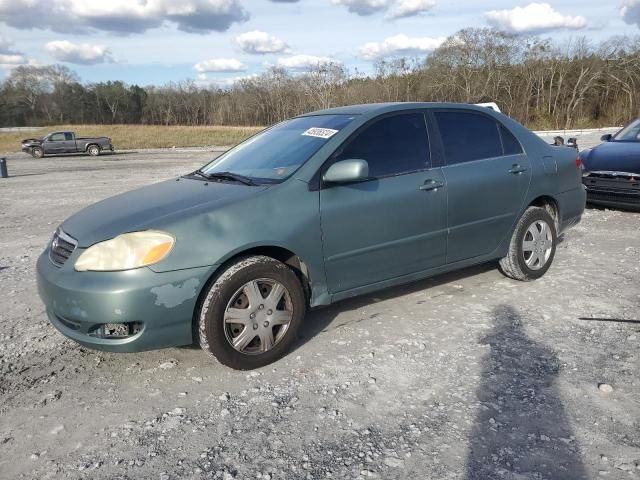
[323,159,369,184]
[600,134,612,142]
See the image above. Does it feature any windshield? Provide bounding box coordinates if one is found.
[613,119,640,142]
[200,114,356,183]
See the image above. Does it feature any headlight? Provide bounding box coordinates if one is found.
[74,230,175,272]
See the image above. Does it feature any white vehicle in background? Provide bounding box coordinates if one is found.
[475,102,501,113]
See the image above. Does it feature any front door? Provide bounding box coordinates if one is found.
[44,133,66,154]
[320,112,448,293]
[431,110,532,263]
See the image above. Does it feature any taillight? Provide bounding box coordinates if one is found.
[575,156,583,169]
[108,137,112,144]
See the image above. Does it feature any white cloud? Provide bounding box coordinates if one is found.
[194,58,246,72]
[358,34,445,60]
[236,30,290,54]
[0,35,13,53]
[330,0,435,18]
[331,0,388,16]
[0,35,26,64]
[216,73,259,86]
[0,0,249,34]
[621,0,640,27]
[386,0,436,19]
[45,40,114,64]
[276,54,334,71]
[0,53,27,64]
[484,3,587,33]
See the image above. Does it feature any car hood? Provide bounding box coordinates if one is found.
[583,141,640,174]
[62,177,269,247]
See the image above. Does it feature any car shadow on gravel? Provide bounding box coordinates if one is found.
[296,262,497,347]
[466,305,587,479]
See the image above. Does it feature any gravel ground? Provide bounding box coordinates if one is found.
[1,131,639,480]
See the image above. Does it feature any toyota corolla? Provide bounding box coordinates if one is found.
[36,103,586,370]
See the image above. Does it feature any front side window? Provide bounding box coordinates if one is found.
[334,113,430,178]
[435,111,503,165]
[49,133,65,142]
[200,114,356,184]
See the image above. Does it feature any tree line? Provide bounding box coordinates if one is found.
[2,28,640,130]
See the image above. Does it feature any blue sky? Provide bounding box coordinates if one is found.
[1,0,639,86]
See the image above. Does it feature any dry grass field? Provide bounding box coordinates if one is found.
[0,124,263,153]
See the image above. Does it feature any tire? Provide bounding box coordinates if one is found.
[499,206,557,281]
[198,256,306,370]
[31,147,43,158]
[87,145,100,157]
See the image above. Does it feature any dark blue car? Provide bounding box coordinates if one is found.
[581,119,640,210]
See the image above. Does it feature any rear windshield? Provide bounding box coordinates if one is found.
[201,114,356,183]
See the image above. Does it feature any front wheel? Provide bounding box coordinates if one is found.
[198,256,306,369]
[499,206,557,281]
[31,147,43,158]
[87,145,100,157]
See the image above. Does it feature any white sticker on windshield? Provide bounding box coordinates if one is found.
[302,127,339,139]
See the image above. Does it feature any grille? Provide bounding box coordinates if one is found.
[587,171,640,181]
[588,191,640,205]
[49,229,77,266]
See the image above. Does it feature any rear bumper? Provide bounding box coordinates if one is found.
[556,185,586,233]
[36,249,214,352]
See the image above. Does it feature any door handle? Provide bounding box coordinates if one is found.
[420,179,444,191]
[509,164,527,175]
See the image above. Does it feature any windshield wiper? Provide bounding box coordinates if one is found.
[200,171,257,186]
[192,169,209,180]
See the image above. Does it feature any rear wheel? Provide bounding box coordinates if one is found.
[87,145,100,157]
[499,206,557,281]
[31,147,43,158]
[198,256,306,369]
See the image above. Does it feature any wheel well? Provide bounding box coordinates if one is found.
[529,196,559,229]
[231,246,311,296]
[86,143,99,151]
[191,246,312,345]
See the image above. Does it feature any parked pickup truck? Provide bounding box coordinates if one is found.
[21,131,114,158]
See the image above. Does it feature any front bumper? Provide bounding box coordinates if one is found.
[36,249,214,352]
[582,174,640,210]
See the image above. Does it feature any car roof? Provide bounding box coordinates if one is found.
[298,102,497,117]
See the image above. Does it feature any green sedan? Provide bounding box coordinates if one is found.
[36,102,586,369]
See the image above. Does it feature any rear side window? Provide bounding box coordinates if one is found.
[500,125,523,155]
[434,111,503,165]
[335,113,430,177]
[64,132,73,141]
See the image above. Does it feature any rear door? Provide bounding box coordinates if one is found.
[320,112,447,293]
[430,110,531,263]
[62,132,77,152]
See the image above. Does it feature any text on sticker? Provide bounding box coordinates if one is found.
[302,128,339,139]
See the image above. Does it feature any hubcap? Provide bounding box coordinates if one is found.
[223,278,293,355]
[522,220,553,270]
